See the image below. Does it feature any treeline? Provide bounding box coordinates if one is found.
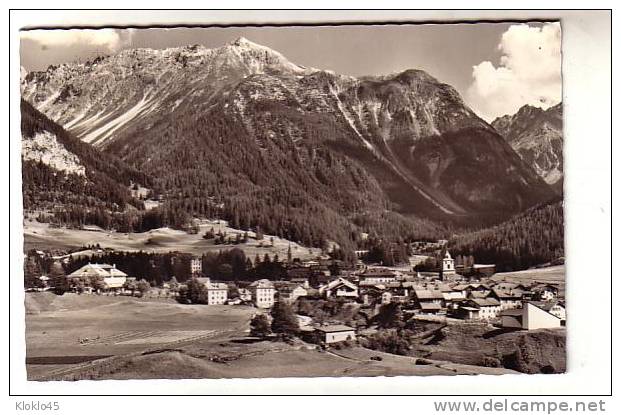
[22,160,144,213]
[448,199,564,272]
[62,248,300,286]
[47,203,192,233]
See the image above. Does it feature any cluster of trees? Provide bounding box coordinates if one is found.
[48,203,192,233]
[64,251,195,286]
[449,199,564,272]
[201,248,288,281]
[249,302,300,340]
[294,298,362,326]
[61,248,306,287]
[359,236,412,266]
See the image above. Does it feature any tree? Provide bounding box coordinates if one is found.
[169,276,180,292]
[185,278,208,303]
[136,279,151,297]
[376,302,405,329]
[249,314,272,338]
[270,301,299,338]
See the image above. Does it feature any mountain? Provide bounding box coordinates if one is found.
[21,99,147,222]
[20,38,555,249]
[492,103,563,191]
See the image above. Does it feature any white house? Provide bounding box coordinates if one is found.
[67,263,128,291]
[205,282,228,305]
[455,298,501,320]
[501,302,562,330]
[250,279,276,308]
[190,257,202,275]
[315,325,356,344]
[194,277,228,305]
[359,269,397,284]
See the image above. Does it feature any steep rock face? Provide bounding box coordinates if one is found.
[20,99,146,213]
[492,103,563,190]
[21,38,553,225]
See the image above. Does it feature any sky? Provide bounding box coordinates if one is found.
[20,22,562,122]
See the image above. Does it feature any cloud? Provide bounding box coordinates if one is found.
[466,22,562,122]
[21,28,134,54]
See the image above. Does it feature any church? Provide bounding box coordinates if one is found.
[441,251,464,281]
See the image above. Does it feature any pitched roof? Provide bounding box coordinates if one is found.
[415,289,444,300]
[501,308,523,316]
[315,325,355,333]
[67,263,128,279]
[419,303,442,311]
[492,288,523,299]
[469,298,501,307]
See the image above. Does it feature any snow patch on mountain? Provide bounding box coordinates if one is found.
[22,130,86,176]
[81,93,159,145]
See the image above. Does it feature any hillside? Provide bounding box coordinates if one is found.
[492,103,563,191]
[21,99,147,216]
[448,198,564,272]
[21,38,556,252]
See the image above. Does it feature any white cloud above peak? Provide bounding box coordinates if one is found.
[21,28,134,54]
[466,22,562,122]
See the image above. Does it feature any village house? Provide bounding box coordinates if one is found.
[359,268,397,284]
[190,257,202,276]
[195,277,228,305]
[359,285,385,305]
[413,289,445,314]
[249,279,276,308]
[456,298,502,320]
[318,277,358,299]
[315,325,356,344]
[501,301,562,330]
[277,283,308,303]
[530,300,566,323]
[66,263,128,293]
[205,282,228,305]
[532,284,560,301]
[490,288,524,310]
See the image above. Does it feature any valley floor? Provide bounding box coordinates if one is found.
[25,293,519,381]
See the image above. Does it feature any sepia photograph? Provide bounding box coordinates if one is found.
[17,19,569,383]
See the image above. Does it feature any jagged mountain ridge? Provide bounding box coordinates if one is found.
[492,103,563,190]
[21,37,554,229]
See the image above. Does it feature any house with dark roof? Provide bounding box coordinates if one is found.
[490,288,524,310]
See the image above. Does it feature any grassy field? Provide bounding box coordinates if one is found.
[23,219,322,260]
[25,293,517,381]
[491,265,565,285]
